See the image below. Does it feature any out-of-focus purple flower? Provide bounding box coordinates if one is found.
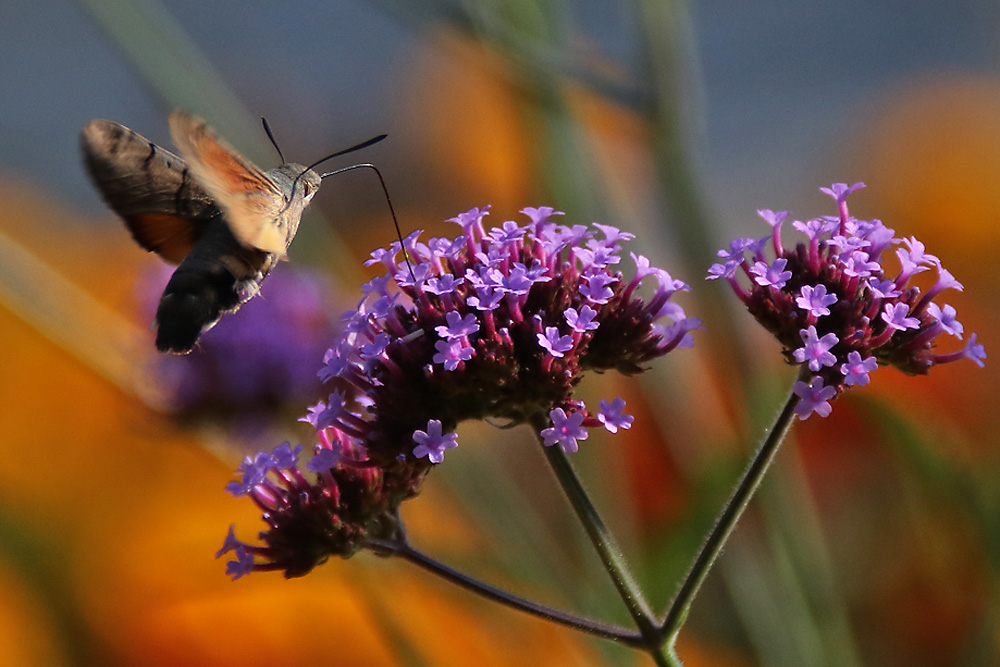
[708,183,985,418]
[146,264,340,428]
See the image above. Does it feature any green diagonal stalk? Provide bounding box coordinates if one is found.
[660,368,807,649]
[532,416,673,666]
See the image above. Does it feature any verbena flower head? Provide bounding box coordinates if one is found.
[708,183,986,419]
[222,205,700,577]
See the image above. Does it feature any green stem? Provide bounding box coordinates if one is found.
[367,538,644,647]
[659,370,806,647]
[532,417,672,666]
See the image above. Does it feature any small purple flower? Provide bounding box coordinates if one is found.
[520,206,562,227]
[840,351,878,387]
[717,238,761,263]
[319,343,352,382]
[466,286,504,311]
[271,443,302,470]
[820,182,866,203]
[841,251,880,278]
[412,420,459,463]
[579,272,618,304]
[538,327,575,358]
[793,377,837,420]
[706,261,739,281]
[792,326,839,372]
[435,311,481,340]
[488,219,528,245]
[881,303,920,332]
[927,303,963,339]
[426,274,464,295]
[225,451,276,496]
[216,525,244,558]
[792,217,837,241]
[866,278,902,299]
[500,265,534,295]
[540,408,589,453]
[592,223,635,244]
[796,284,838,318]
[369,294,399,319]
[359,333,390,360]
[758,209,789,229]
[964,333,987,368]
[306,445,342,473]
[597,398,634,433]
[565,306,600,332]
[433,339,475,371]
[750,257,792,289]
[299,400,328,429]
[301,391,347,430]
[899,236,939,268]
[225,546,255,580]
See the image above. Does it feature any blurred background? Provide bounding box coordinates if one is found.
[1,0,999,665]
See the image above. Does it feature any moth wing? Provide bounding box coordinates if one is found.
[81,119,215,265]
[168,111,288,255]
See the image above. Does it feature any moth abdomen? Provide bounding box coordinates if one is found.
[154,263,242,354]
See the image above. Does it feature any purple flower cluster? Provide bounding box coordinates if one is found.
[312,205,699,464]
[217,439,405,579]
[709,183,986,419]
[221,206,699,577]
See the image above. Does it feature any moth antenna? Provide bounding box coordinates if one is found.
[321,162,415,282]
[304,134,387,173]
[283,134,388,214]
[260,117,285,164]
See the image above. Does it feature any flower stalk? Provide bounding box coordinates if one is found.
[658,366,806,646]
[534,415,671,665]
[367,536,646,647]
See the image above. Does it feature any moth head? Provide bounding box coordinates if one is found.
[273,164,323,206]
[295,166,323,203]
[299,169,323,201]
[260,114,384,207]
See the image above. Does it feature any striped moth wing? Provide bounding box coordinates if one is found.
[81,113,322,353]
